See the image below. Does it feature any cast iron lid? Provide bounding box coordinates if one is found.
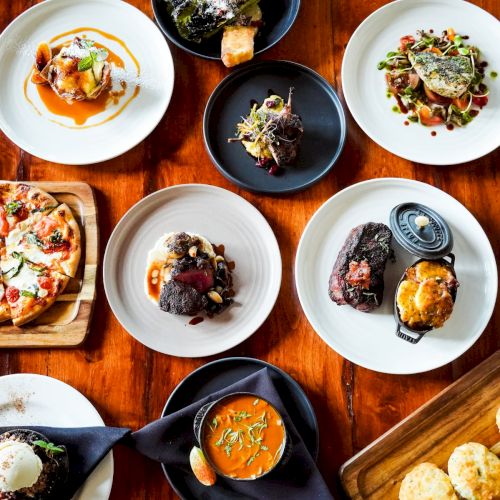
[389,203,454,259]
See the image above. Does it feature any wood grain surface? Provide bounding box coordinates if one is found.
[0,182,98,347]
[0,1,499,499]
[340,350,500,499]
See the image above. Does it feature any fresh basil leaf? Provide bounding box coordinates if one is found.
[50,229,63,244]
[78,56,93,72]
[21,289,37,298]
[5,201,21,216]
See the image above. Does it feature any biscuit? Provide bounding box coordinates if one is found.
[399,462,457,499]
[448,442,500,499]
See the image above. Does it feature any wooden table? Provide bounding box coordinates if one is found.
[1,1,499,498]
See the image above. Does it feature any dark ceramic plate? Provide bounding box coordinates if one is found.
[152,0,300,60]
[203,60,346,194]
[161,357,319,500]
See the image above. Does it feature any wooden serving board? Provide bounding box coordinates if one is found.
[0,182,98,347]
[340,350,500,499]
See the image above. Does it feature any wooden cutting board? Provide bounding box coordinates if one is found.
[340,350,500,499]
[0,182,97,347]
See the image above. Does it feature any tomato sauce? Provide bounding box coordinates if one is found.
[203,394,286,480]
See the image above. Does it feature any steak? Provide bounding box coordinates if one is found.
[328,223,393,312]
[159,280,208,316]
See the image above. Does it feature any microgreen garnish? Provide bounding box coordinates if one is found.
[33,440,64,454]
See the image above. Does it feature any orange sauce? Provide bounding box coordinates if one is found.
[24,27,141,128]
[203,395,286,479]
[146,265,163,303]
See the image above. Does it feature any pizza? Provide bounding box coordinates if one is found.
[0,183,81,326]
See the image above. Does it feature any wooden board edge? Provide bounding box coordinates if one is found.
[339,349,500,496]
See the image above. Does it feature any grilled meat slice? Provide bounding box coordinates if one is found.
[328,223,393,312]
[170,253,215,293]
[408,51,473,98]
[159,280,208,315]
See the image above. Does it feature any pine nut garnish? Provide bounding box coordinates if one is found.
[207,290,223,304]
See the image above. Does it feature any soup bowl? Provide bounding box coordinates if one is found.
[193,392,290,481]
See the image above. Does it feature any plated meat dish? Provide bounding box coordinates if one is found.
[329,223,393,312]
[378,29,490,128]
[145,232,234,317]
[229,88,304,175]
[396,258,458,332]
[165,0,263,67]
[0,429,68,499]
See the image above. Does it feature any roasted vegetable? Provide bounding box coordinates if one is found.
[165,0,260,43]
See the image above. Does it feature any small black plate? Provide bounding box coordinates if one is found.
[161,357,319,500]
[203,60,347,194]
[152,0,300,60]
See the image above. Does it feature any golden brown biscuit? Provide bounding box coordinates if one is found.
[399,462,458,500]
[448,442,500,499]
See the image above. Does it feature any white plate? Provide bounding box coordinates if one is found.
[341,0,500,165]
[103,184,282,357]
[0,0,174,165]
[295,178,497,374]
[0,373,113,500]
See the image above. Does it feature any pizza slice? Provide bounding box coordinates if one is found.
[5,203,81,278]
[0,182,58,237]
[0,241,11,323]
[1,250,69,326]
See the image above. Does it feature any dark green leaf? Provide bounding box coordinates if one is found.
[21,290,37,298]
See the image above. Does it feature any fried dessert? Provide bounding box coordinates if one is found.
[396,259,458,331]
[448,443,500,500]
[145,232,233,317]
[329,223,393,312]
[0,429,68,499]
[229,88,304,175]
[31,37,111,102]
[399,463,457,500]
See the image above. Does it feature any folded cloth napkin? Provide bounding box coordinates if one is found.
[1,368,334,500]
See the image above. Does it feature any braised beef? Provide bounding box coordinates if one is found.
[159,280,208,316]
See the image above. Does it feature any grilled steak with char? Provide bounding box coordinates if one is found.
[328,222,393,312]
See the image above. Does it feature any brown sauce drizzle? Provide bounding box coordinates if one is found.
[24,27,141,128]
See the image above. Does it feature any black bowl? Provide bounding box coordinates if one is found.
[203,60,347,194]
[152,0,301,60]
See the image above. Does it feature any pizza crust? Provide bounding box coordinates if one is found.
[47,203,81,278]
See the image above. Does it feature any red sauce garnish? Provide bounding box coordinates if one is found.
[431,131,437,137]
[189,316,204,326]
[404,120,410,126]
[446,123,454,131]
[395,95,408,114]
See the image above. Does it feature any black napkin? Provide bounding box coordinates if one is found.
[130,368,334,499]
[0,425,129,499]
[1,369,333,500]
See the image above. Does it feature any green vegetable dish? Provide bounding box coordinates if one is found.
[378,28,490,128]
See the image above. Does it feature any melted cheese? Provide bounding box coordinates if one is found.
[397,261,455,330]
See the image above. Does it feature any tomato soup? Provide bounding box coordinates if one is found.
[202,394,286,480]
